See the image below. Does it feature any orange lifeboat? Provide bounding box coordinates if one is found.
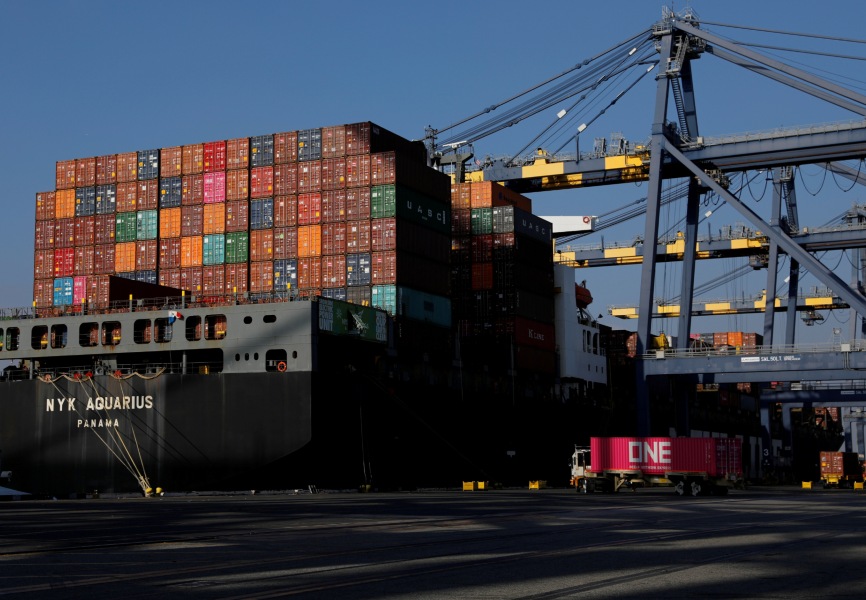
[575,282,593,309]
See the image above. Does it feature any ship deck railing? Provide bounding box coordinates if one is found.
[2,361,224,382]
[642,340,866,359]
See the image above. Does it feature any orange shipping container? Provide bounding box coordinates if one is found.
[298,225,322,257]
[56,188,76,218]
[250,229,274,261]
[451,183,472,210]
[203,203,226,234]
[160,207,182,238]
[116,152,138,183]
[161,146,183,178]
[115,241,137,273]
[182,143,204,175]
[181,236,203,267]
[727,331,744,347]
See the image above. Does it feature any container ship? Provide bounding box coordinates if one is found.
[0,122,609,497]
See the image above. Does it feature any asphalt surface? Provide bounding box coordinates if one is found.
[1,485,865,599]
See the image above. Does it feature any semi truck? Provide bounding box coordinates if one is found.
[571,437,745,496]
[819,451,864,488]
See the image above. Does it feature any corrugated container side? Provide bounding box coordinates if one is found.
[35,220,55,250]
[249,260,273,293]
[204,171,227,203]
[370,185,396,219]
[36,191,56,221]
[203,140,227,172]
[75,186,96,217]
[224,262,249,294]
[135,270,157,285]
[471,208,493,234]
[298,257,322,289]
[34,278,54,307]
[137,209,158,240]
[73,276,89,306]
[226,169,249,200]
[224,231,249,263]
[273,227,297,259]
[95,184,116,214]
[372,284,396,315]
[53,276,74,306]
[75,157,97,187]
[136,239,158,271]
[74,247,94,276]
[54,218,75,248]
[250,229,274,261]
[181,236,203,267]
[203,203,226,234]
[371,250,396,285]
[472,262,493,290]
[182,174,204,205]
[274,163,298,196]
[346,253,371,287]
[137,149,159,180]
[515,345,556,374]
[160,146,182,178]
[96,154,117,185]
[513,208,552,244]
[250,198,274,229]
[56,189,76,218]
[181,205,204,237]
[322,125,346,158]
[159,176,183,208]
[159,268,181,290]
[274,131,298,164]
[116,182,137,212]
[298,160,322,193]
[471,234,494,262]
[345,154,370,188]
[274,258,298,291]
[34,249,54,279]
[273,195,297,228]
[727,331,744,347]
[202,265,226,295]
[346,219,371,253]
[160,207,182,239]
[371,217,396,252]
[346,285,371,306]
[590,437,742,477]
[116,152,138,183]
[159,237,182,269]
[225,200,249,232]
[251,166,274,198]
[297,192,322,225]
[251,134,274,167]
[203,233,225,265]
[226,137,250,170]
[137,180,159,210]
[321,157,346,190]
[94,244,115,274]
[297,128,322,162]
[321,222,347,255]
[297,225,322,257]
[321,190,346,223]
[344,122,370,155]
[713,332,729,347]
[346,187,371,221]
[56,159,76,189]
[115,241,137,273]
[451,183,472,210]
[182,143,204,175]
[180,266,203,293]
[53,247,75,277]
[321,287,347,301]
[320,254,347,288]
[74,216,95,246]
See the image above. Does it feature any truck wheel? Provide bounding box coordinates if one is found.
[579,480,588,494]
[690,481,702,497]
[674,481,686,496]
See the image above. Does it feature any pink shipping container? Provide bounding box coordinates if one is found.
[225,263,249,294]
[75,216,95,246]
[345,155,370,188]
[182,174,204,205]
[74,246,95,276]
[274,163,298,195]
[321,190,346,223]
[181,205,204,237]
[137,180,159,211]
[273,195,297,228]
[273,227,298,259]
[182,143,204,175]
[73,276,88,306]
[225,200,249,232]
[116,182,138,212]
[35,221,55,249]
[250,229,274,261]
[251,166,274,198]
[204,171,226,203]
[298,161,321,193]
[55,218,75,248]
[589,437,743,478]
[160,238,182,269]
[274,131,298,164]
[297,192,322,225]
[321,254,347,288]
[34,249,54,279]
[298,257,322,289]
[161,146,182,178]
[36,191,56,221]
[94,244,115,274]
[249,260,273,293]
[116,152,138,183]
[321,222,347,255]
[345,187,371,221]
[56,189,76,218]
[226,137,249,170]
[203,141,227,172]
[56,159,76,189]
[226,169,249,201]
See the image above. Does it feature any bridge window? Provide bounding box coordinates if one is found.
[266,349,288,372]
[6,328,19,351]
[79,322,98,347]
[0,327,3,350]
[204,315,227,340]
[154,318,172,343]
[51,325,67,349]
[31,325,48,350]
[186,316,201,341]
[102,321,121,346]
[134,319,152,344]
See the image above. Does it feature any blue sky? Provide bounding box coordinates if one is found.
[2,0,865,344]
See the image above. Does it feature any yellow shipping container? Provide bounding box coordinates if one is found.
[298,224,322,257]
[160,207,182,239]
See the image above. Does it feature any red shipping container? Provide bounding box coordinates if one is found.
[115,241,137,273]
[182,174,204,205]
[136,239,158,271]
[345,187,370,221]
[55,218,75,248]
[160,207,182,238]
[56,159,76,189]
[138,180,159,211]
[203,203,226,234]
[345,155,370,188]
[472,262,493,290]
[298,225,321,257]
[160,238,182,269]
[370,152,395,186]
[180,266,203,293]
[115,152,138,183]
[75,157,97,187]
[589,437,743,479]
[321,254,347,288]
[226,169,249,200]
[322,125,346,158]
[298,257,321,289]
[96,154,117,185]
[161,146,182,178]
[202,265,225,295]
[274,163,298,195]
[74,216,95,246]
[320,157,346,190]
[159,268,181,290]
[345,122,370,155]
[298,161,321,193]
[513,317,556,351]
[225,262,249,294]
[116,182,138,212]
[74,246,96,275]
[371,217,396,251]
[225,200,249,232]
[452,209,471,236]
[36,191,56,221]
[249,260,273,293]
[203,140,227,172]
[226,137,249,170]
[34,278,54,308]
[321,190,346,223]
[204,171,226,203]
[182,205,204,237]
[94,244,115,274]
[273,227,298,259]
[182,143,204,175]
[321,222,347,255]
[181,236,203,267]
[713,332,729,347]
[371,250,396,285]
[346,219,371,252]
[273,195,297,228]
[274,131,298,164]
[56,189,76,218]
[472,234,494,262]
[297,192,322,225]
[35,220,55,249]
[250,166,274,198]
[250,229,274,261]
[34,249,54,279]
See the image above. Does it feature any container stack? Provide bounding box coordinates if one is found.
[34,122,453,322]
[450,181,556,375]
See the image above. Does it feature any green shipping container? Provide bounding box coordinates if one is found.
[116,212,137,242]
[371,184,397,219]
[203,234,226,265]
[397,285,451,328]
[470,208,493,235]
[372,284,397,315]
[225,231,249,264]
[136,210,158,240]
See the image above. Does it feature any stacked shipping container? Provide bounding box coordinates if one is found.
[34,122,453,324]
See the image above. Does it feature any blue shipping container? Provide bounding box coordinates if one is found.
[250,198,274,230]
[95,184,116,215]
[53,277,74,306]
[160,176,183,208]
[273,258,297,291]
[137,149,159,180]
[75,187,96,216]
[346,253,371,287]
[251,134,274,167]
[135,270,157,285]
[298,128,322,162]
